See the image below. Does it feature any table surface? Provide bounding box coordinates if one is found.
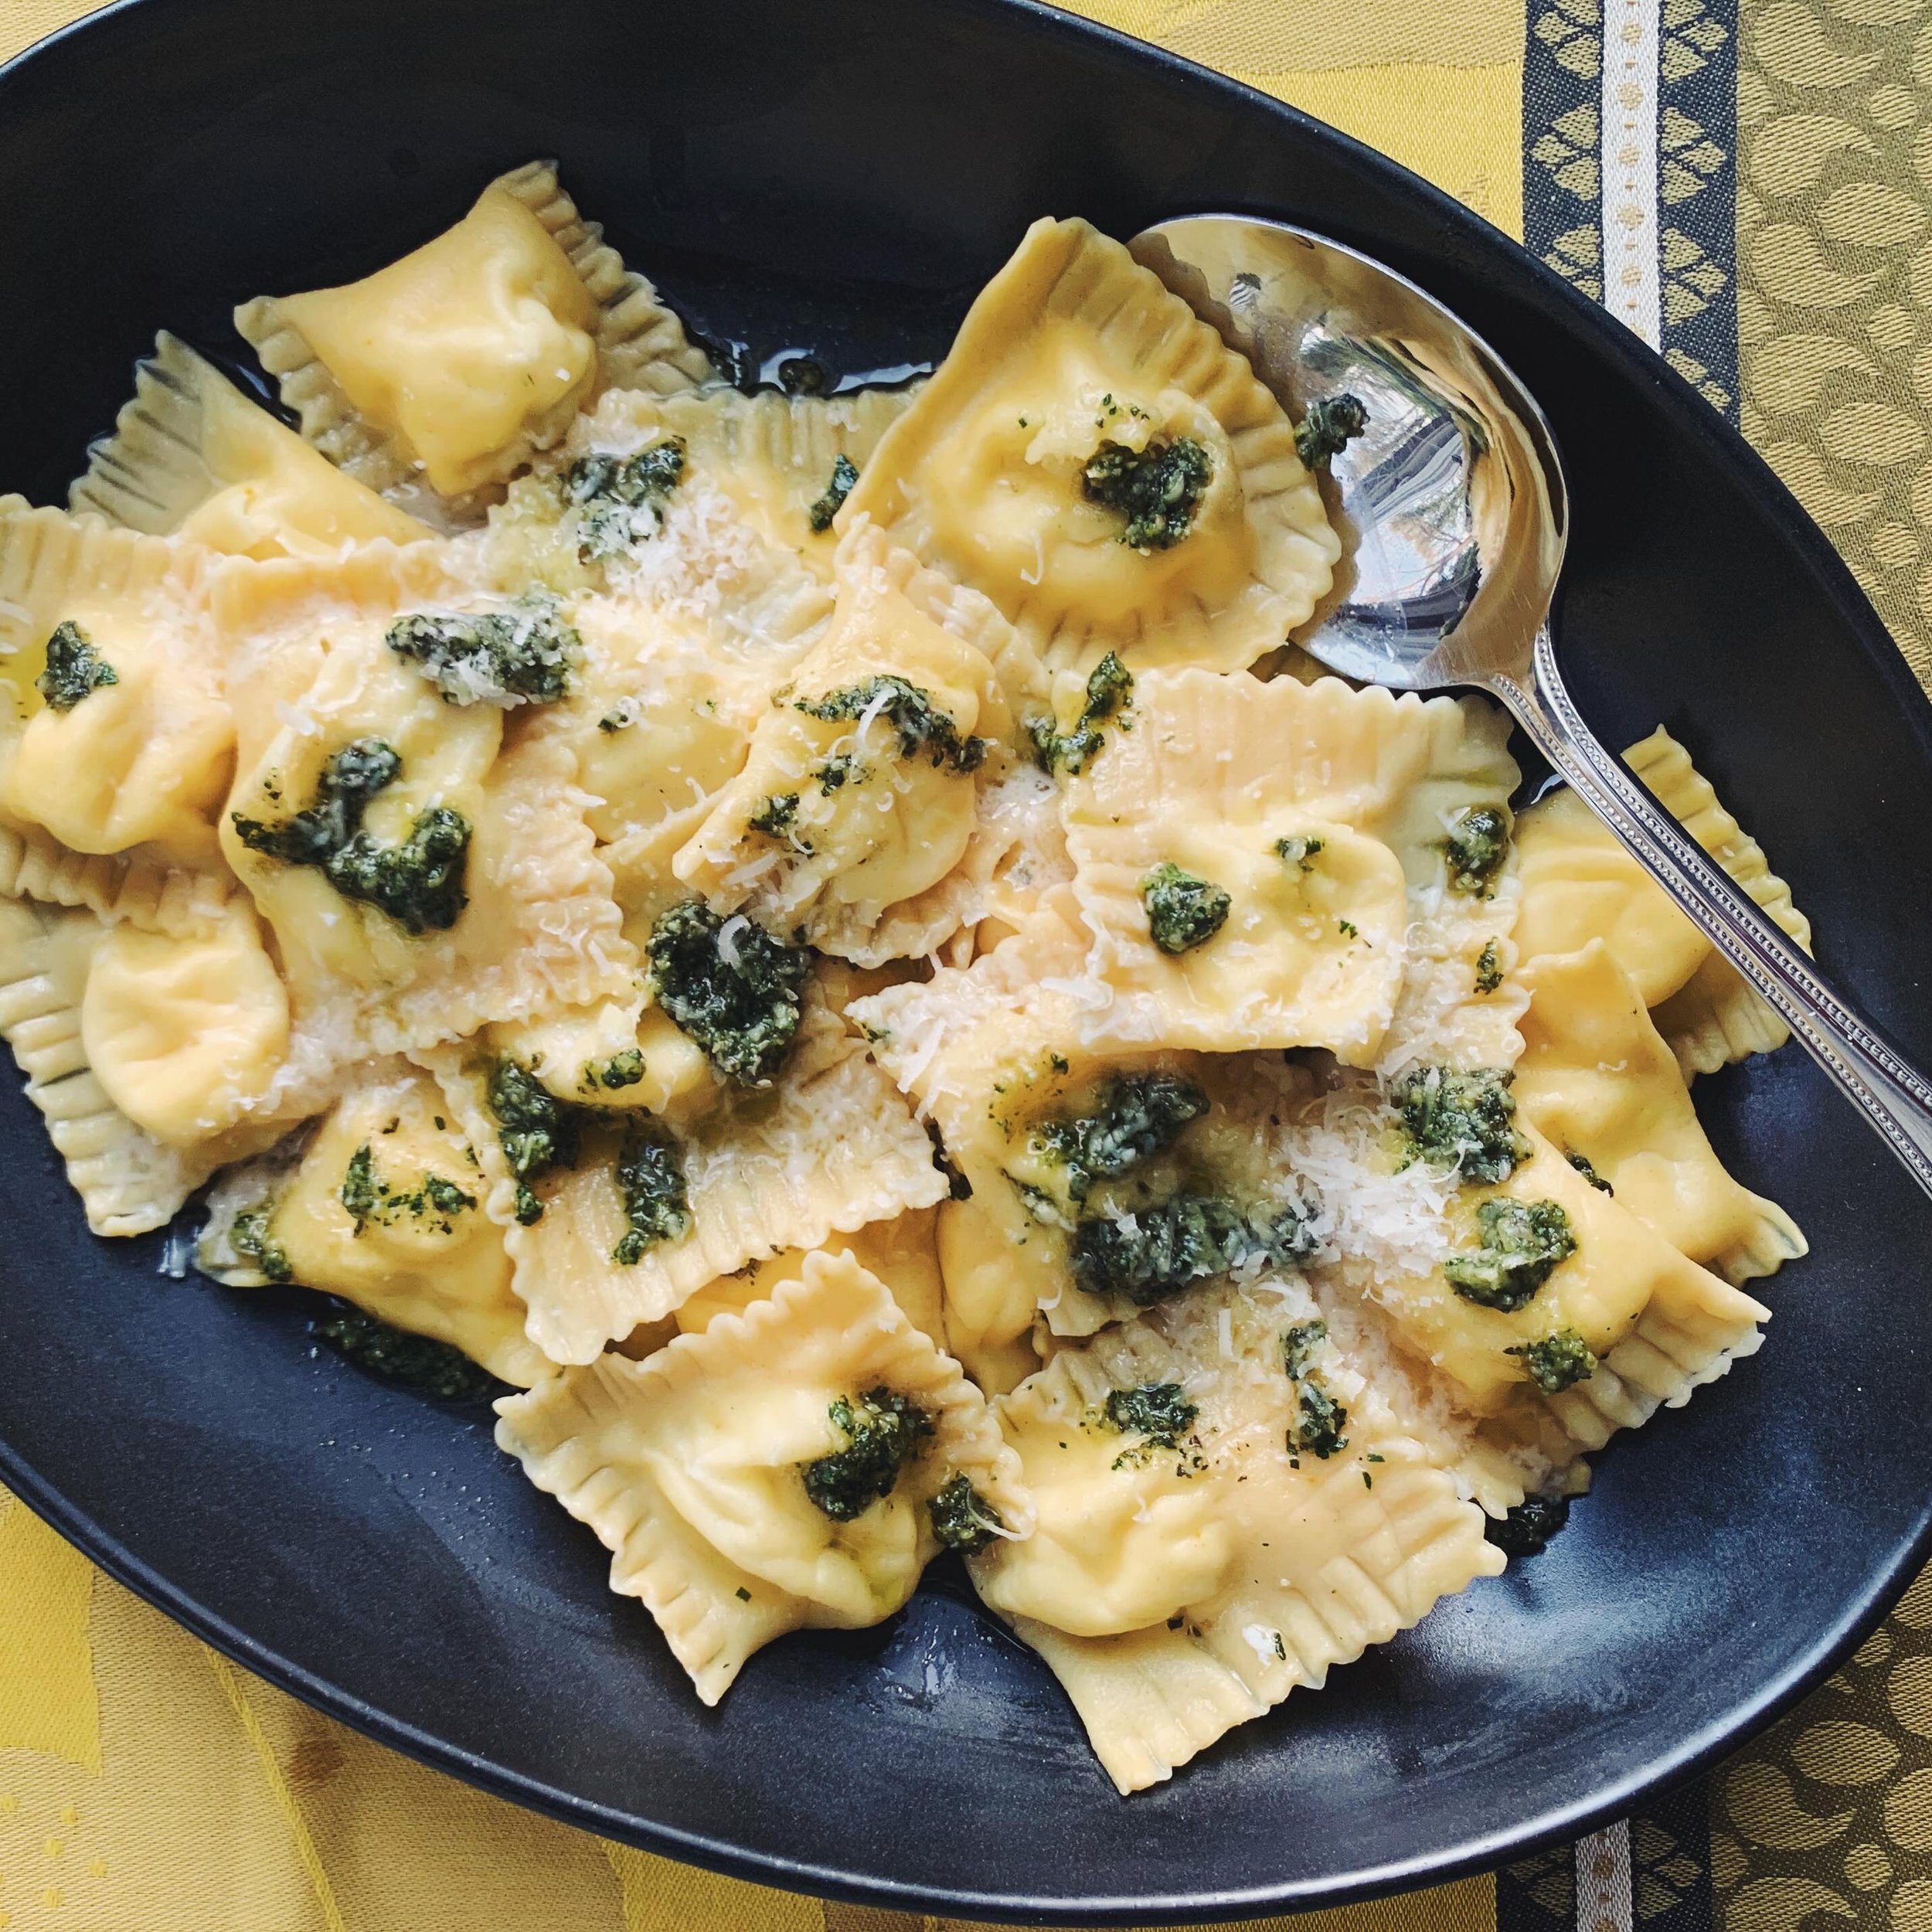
[0,2,1927,1928]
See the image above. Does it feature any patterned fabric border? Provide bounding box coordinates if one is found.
[1526,0,1739,421]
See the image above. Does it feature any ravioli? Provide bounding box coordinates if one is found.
[494,1252,1029,1702]
[0,898,274,1234]
[218,620,632,1075]
[0,502,235,873]
[70,333,434,558]
[840,217,1340,673]
[1060,669,1518,1059]
[246,1068,542,1386]
[676,527,1019,962]
[80,902,289,1147]
[1366,1123,1768,1415]
[972,1281,1502,1792]
[1512,729,1810,1076]
[1515,942,1806,1285]
[426,1027,948,1364]
[236,162,706,504]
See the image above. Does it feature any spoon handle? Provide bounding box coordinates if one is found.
[1486,629,1932,1201]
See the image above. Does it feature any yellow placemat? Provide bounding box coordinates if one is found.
[1,2,1928,1928]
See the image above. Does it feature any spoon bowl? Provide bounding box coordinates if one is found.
[1134,210,1932,1199]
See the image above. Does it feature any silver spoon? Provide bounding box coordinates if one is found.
[1131,213,1932,1200]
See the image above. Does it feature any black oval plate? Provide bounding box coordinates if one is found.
[2,0,1930,1922]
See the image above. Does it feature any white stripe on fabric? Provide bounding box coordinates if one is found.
[1599,0,1662,349]
[1573,1817,1634,1932]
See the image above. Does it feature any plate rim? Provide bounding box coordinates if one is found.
[2,0,1930,1920]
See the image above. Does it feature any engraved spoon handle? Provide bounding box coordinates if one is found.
[1483,628,1932,1200]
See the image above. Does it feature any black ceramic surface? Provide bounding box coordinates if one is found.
[0,0,1928,1922]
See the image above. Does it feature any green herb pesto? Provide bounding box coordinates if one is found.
[1141,862,1230,954]
[807,453,859,532]
[1102,1382,1199,1468]
[323,804,471,934]
[232,736,400,866]
[927,1472,1005,1554]
[1081,435,1212,549]
[795,675,987,774]
[1293,1379,1350,1459]
[35,620,117,712]
[1280,1318,1328,1379]
[1507,1326,1595,1393]
[811,753,859,794]
[1275,835,1325,872]
[611,1128,690,1266]
[311,1304,498,1403]
[1442,805,1512,897]
[1485,1492,1570,1559]
[1070,1192,1321,1305]
[1443,1198,1577,1311]
[1293,393,1369,469]
[1566,1150,1614,1194]
[486,1056,583,1225]
[230,1204,293,1284]
[583,1049,645,1093]
[1392,1064,1528,1183]
[1028,651,1134,776]
[340,1141,476,1236]
[801,1387,934,1521]
[231,738,470,934]
[1474,940,1503,995]
[386,596,580,706]
[646,900,813,1086]
[1026,1070,1209,1209]
[563,438,686,561]
[747,792,802,841]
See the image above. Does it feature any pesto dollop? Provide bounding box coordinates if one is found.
[1082,435,1211,549]
[1026,1070,1209,1211]
[1485,1492,1571,1559]
[795,675,987,774]
[1292,1379,1351,1460]
[1141,861,1230,954]
[311,1303,498,1403]
[386,596,580,706]
[646,901,812,1086]
[36,620,117,712]
[1028,650,1133,777]
[1070,1192,1320,1304]
[1506,1325,1595,1393]
[801,1388,934,1520]
[1105,1383,1190,1468]
[1442,805,1512,897]
[1443,1198,1577,1311]
[1294,393,1369,469]
[807,453,859,532]
[486,1056,583,1225]
[231,736,470,934]
[1392,1064,1528,1183]
[340,1142,475,1236]
[611,1127,689,1266]
[230,1203,293,1284]
[564,438,686,561]
[927,1472,1005,1554]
